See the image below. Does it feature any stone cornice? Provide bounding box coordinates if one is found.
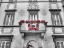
[27,9,40,11]
[5,9,17,12]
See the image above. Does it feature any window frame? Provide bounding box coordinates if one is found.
[4,12,14,26]
[0,41,10,48]
[51,13,62,26]
[56,41,64,48]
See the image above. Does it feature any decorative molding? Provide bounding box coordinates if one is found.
[19,10,25,16]
[19,20,46,24]
[0,34,14,42]
[42,10,47,15]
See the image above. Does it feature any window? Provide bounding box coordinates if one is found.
[4,12,14,26]
[56,41,64,48]
[28,12,38,30]
[51,13,62,25]
[29,14,38,20]
[49,0,59,9]
[0,41,10,48]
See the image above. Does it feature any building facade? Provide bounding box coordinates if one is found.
[0,0,64,48]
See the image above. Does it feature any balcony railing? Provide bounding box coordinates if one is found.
[19,20,47,33]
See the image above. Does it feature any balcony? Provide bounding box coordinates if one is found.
[19,20,47,33]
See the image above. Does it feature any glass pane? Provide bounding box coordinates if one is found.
[63,42,64,48]
[61,42,64,48]
[57,15,61,25]
[56,42,60,48]
[0,41,1,47]
[51,13,62,26]
[35,15,38,20]
[2,42,5,48]
[6,42,10,48]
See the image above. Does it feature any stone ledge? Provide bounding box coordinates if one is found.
[27,9,40,11]
[49,9,61,11]
[5,9,17,12]
[20,30,46,33]
[52,34,64,38]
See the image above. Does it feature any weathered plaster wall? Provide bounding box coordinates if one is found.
[0,0,63,48]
